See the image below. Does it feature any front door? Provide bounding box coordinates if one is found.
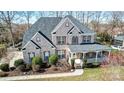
[44,51,50,62]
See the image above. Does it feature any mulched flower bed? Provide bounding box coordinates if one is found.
[0,62,72,77]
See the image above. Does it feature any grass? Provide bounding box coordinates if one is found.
[0,44,5,48]
[27,66,124,81]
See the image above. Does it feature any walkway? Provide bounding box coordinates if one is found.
[0,69,83,81]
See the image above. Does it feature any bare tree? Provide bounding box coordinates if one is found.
[23,11,34,30]
[35,11,45,19]
[90,11,102,32]
[54,11,64,17]
[0,11,18,47]
[85,11,95,27]
[109,11,124,33]
[67,11,73,16]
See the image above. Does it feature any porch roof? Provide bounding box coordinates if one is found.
[115,35,124,41]
[68,44,111,53]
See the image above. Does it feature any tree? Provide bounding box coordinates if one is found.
[0,11,18,47]
[67,11,73,16]
[97,32,113,45]
[22,11,34,30]
[85,11,95,27]
[109,11,124,34]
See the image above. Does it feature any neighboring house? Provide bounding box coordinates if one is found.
[111,34,124,51]
[22,15,111,65]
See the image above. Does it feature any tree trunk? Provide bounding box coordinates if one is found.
[9,23,15,48]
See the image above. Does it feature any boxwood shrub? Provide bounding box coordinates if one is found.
[0,63,9,72]
[71,58,75,69]
[14,59,25,67]
[49,54,58,65]
[32,56,43,66]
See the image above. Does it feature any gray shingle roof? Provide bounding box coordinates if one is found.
[22,17,62,47]
[115,35,124,41]
[68,44,111,53]
[22,15,94,47]
[65,15,94,33]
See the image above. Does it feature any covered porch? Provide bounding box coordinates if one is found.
[68,44,111,64]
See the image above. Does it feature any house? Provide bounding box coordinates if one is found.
[111,34,124,51]
[22,15,111,65]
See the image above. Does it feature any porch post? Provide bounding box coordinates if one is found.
[95,51,99,62]
[100,51,103,57]
[71,52,73,58]
[83,52,86,59]
[108,50,111,61]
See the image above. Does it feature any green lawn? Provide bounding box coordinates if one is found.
[0,44,5,48]
[28,66,124,81]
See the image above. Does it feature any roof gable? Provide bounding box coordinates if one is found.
[65,15,94,34]
[22,40,41,50]
[37,31,56,48]
[51,15,94,35]
[22,15,95,47]
[22,17,62,47]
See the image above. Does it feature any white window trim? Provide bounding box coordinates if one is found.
[57,36,66,45]
[57,50,65,59]
[83,35,91,43]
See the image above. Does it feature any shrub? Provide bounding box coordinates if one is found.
[49,54,58,65]
[26,64,32,70]
[71,58,75,69]
[49,65,58,71]
[41,63,50,68]
[83,58,87,68]
[9,67,16,71]
[0,44,7,58]
[32,56,43,66]
[14,59,24,67]
[0,63,9,72]
[0,72,8,77]
[32,65,40,72]
[16,65,26,72]
[92,62,101,67]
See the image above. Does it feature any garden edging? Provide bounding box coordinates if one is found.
[0,69,83,81]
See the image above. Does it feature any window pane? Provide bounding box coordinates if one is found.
[87,36,91,43]
[83,36,87,43]
[56,36,61,44]
[57,50,65,59]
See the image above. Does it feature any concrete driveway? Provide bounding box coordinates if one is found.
[0,51,23,67]
[9,51,23,67]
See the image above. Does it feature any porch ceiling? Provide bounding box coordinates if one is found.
[68,44,111,53]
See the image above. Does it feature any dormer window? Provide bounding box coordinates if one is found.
[65,22,69,27]
[36,37,40,42]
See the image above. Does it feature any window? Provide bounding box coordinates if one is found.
[56,36,66,45]
[82,36,91,43]
[83,36,87,43]
[36,37,40,42]
[87,36,91,43]
[65,22,69,27]
[72,36,78,45]
[32,52,35,57]
[57,50,66,59]
[44,51,50,61]
[28,52,35,63]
